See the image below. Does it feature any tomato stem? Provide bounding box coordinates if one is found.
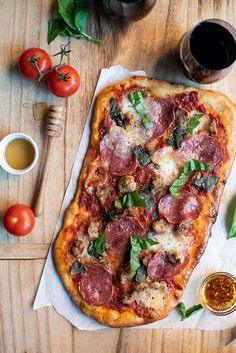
[29,42,71,82]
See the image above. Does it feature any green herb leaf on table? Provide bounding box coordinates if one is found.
[87,234,106,258]
[134,146,151,167]
[75,0,89,31]
[194,175,219,192]
[169,159,214,198]
[139,185,155,211]
[48,19,67,44]
[166,123,186,148]
[130,236,157,274]
[48,0,101,44]
[228,205,236,239]
[114,191,146,209]
[177,302,203,320]
[128,91,153,129]
[103,0,110,8]
[71,261,85,274]
[110,98,126,128]
[58,0,77,29]
[186,113,204,134]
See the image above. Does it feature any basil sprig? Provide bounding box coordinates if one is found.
[134,146,151,167]
[130,236,157,274]
[139,185,155,211]
[194,175,219,192]
[186,113,204,134]
[170,159,214,198]
[110,98,126,128]
[128,91,153,129]
[87,234,106,258]
[114,191,146,209]
[228,205,236,239]
[166,123,186,148]
[48,0,101,44]
[177,302,203,321]
[135,264,147,283]
[71,261,85,274]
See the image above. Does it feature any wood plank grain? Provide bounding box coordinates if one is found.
[0,243,49,259]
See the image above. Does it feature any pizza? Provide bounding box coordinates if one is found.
[54,76,236,327]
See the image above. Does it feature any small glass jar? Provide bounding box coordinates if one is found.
[179,19,236,84]
[103,0,156,22]
[199,272,236,316]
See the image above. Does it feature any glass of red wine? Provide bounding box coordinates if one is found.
[179,19,236,84]
[103,0,156,22]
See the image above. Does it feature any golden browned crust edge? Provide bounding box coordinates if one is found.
[54,76,236,328]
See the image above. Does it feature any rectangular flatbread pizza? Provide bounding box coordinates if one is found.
[54,77,236,327]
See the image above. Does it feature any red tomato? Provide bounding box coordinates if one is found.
[47,65,80,97]
[3,204,35,236]
[18,48,52,80]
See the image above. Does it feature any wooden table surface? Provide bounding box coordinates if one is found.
[0,1,236,352]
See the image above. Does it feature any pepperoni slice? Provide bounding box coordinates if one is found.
[100,128,137,175]
[143,98,174,138]
[176,135,222,166]
[105,217,144,254]
[76,263,113,306]
[147,250,189,281]
[158,190,202,224]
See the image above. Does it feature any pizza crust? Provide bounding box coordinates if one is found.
[54,77,236,327]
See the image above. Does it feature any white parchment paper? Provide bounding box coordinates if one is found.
[34,65,236,332]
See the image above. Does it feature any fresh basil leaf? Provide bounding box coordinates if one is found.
[130,236,157,274]
[110,98,126,128]
[71,261,85,274]
[128,91,153,129]
[135,264,147,283]
[114,191,146,209]
[186,113,204,134]
[228,205,236,239]
[194,175,219,192]
[182,159,213,175]
[185,304,203,319]
[74,1,89,31]
[87,234,106,258]
[47,19,66,44]
[134,146,151,167]
[103,0,110,8]
[177,302,186,319]
[170,159,214,198]
[139,185,155,211]
[166,123,186,149]
[58,0,76,30]
[177,302,203,321]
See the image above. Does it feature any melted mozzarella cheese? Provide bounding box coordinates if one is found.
[133,284,167,310]
[120,95,154,145]
[152,147,179,185]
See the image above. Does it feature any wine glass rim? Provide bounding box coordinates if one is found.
[187,18,236,71]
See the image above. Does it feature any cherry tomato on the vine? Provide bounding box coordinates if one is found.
[47,65,80,97]
[3,204,35,237]
[18,48,52,81]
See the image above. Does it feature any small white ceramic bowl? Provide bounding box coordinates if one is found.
[0,133,39,175]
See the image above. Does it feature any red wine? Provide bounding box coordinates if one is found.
[190,22,236,70]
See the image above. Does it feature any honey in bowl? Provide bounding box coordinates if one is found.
[5,138,35,170]
[199,272,236,315]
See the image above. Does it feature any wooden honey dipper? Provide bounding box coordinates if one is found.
[33,105,66,217]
